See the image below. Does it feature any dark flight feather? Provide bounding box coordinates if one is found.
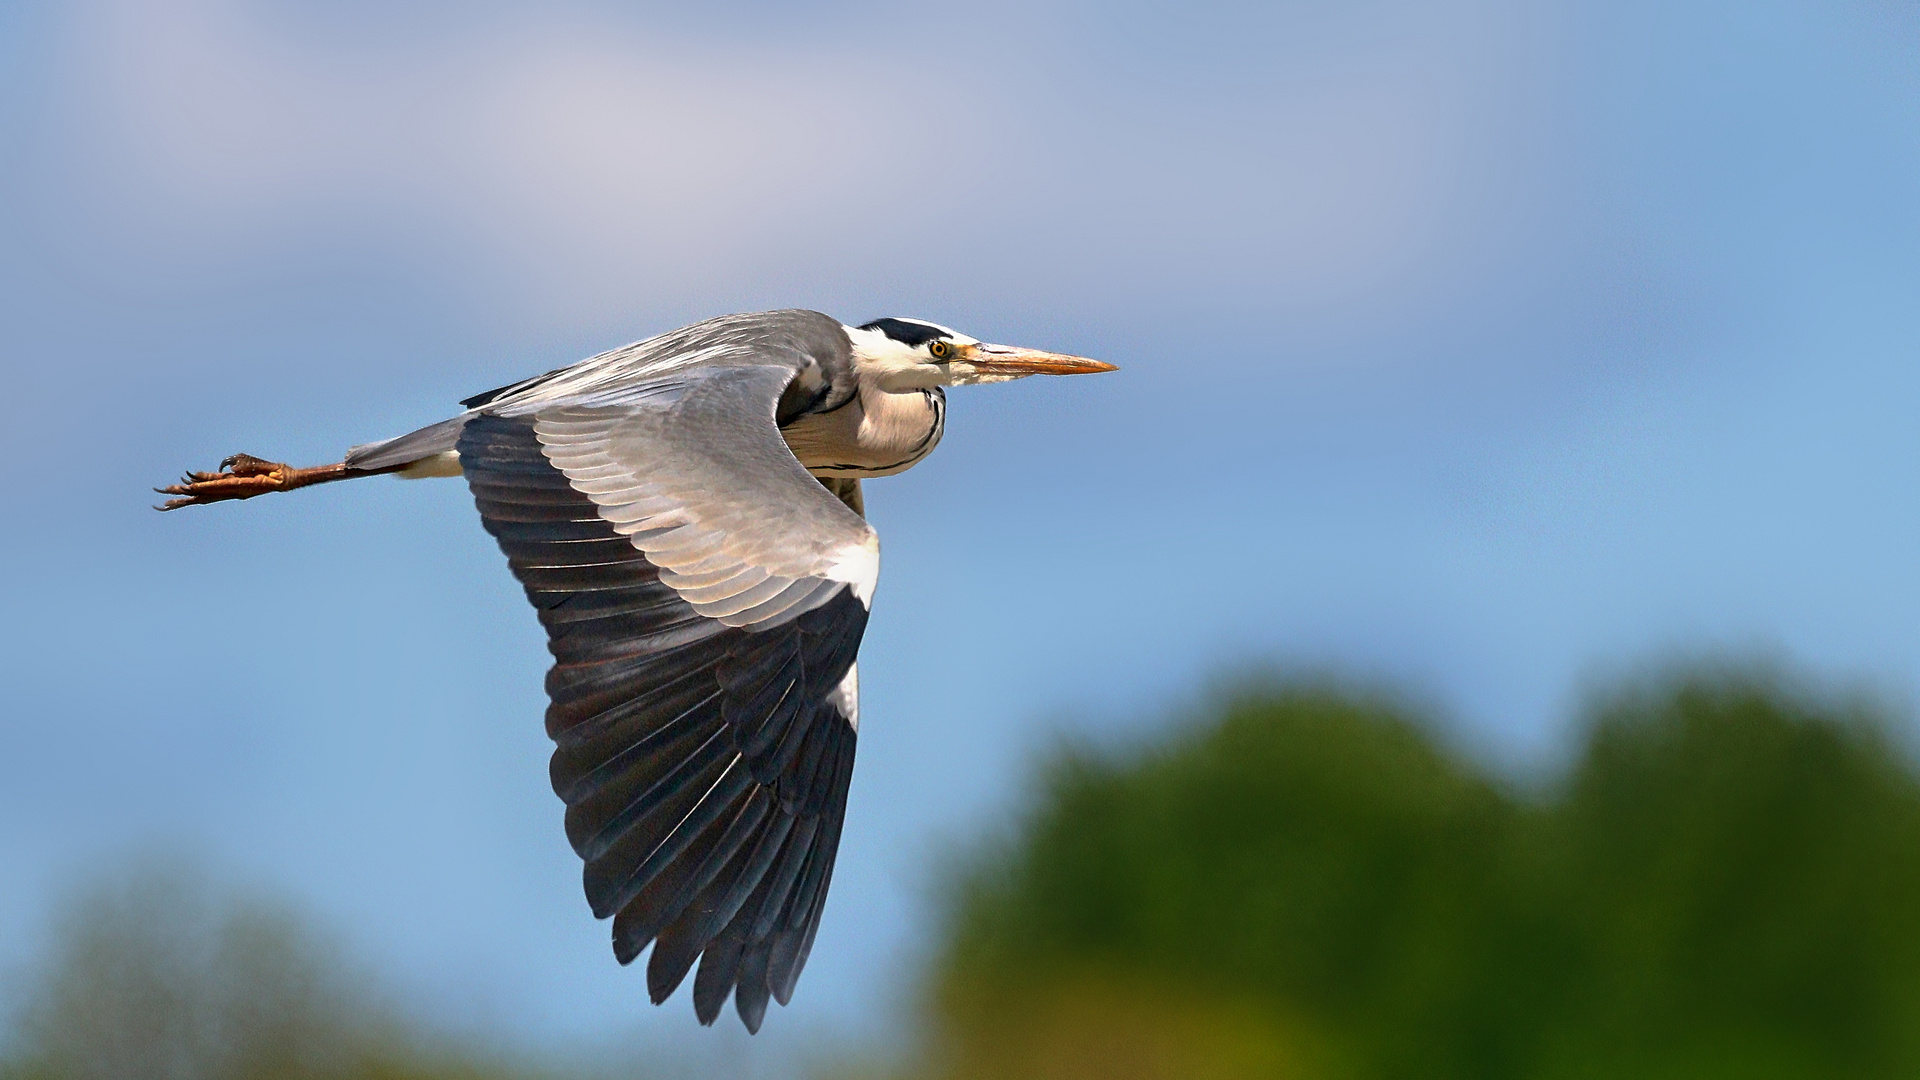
[459,413,860,1032]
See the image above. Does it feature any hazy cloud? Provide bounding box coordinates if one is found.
[61,0,1565,330]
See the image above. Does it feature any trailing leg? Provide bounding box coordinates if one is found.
[154,453,396,510]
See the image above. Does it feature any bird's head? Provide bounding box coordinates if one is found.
[845,317,1117,391]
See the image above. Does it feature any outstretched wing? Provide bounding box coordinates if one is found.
[456,359,874,1033]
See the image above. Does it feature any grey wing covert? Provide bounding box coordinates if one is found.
[457,411,864,1032]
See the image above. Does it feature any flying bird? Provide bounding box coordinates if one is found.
[157,309,1115,1032]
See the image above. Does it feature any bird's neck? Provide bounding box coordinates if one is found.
[782,373,946,479]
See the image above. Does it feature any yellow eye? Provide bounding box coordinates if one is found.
[928,340,953,360]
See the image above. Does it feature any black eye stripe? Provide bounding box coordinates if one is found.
[860,318,952,348]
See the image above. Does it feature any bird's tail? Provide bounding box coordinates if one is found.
[344,415,471,473]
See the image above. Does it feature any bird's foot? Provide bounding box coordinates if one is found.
[154,454,345,510]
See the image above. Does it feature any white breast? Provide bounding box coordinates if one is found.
[781,377,946,479]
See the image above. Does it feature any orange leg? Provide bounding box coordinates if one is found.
[154,453,388,510]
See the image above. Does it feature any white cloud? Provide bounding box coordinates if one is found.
[65,0,1564,335]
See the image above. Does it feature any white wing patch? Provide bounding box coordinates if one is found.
[394,450,464,479]
[824,536,880,609]
[830,662,860,732]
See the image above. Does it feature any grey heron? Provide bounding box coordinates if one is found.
[157,309,1115,1032]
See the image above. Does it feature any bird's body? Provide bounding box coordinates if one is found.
[156,309,1113,1032]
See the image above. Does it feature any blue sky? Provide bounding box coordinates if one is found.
[3,0,1919,1068]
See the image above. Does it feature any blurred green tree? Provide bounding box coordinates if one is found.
[0,858,561,1080]
[1536,677,1920,1079]
[922,671,1920,1080]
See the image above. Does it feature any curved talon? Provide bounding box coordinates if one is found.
[152,454,362,511]
[152,453,296,510]
[225,453,279,476]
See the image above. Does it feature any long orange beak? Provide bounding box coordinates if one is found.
[966,342,1119,376]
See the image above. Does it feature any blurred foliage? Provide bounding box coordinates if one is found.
[0,860,565,1080]
[10,666,1919,1080]
[919,670,1920,1080]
